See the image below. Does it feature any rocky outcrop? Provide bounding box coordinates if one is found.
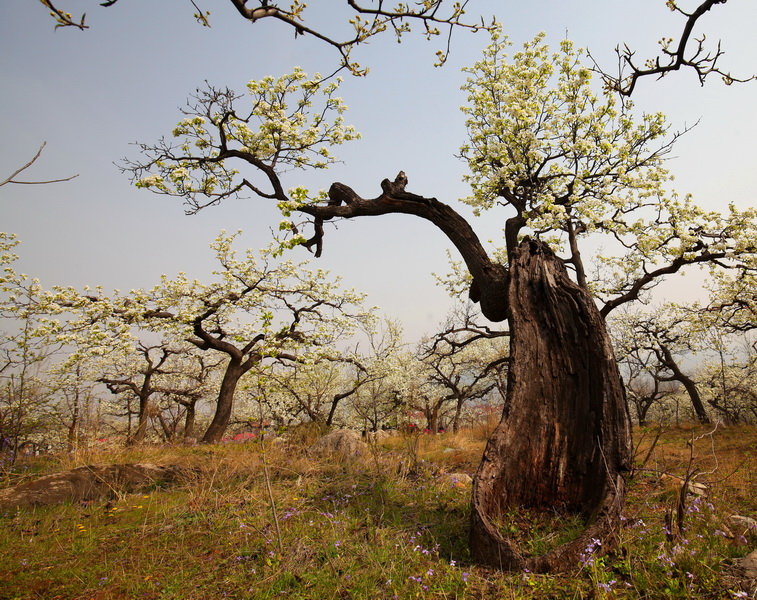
[0,463,190,509]
[309,429,367,459]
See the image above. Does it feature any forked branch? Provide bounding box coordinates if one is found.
[1,142,78,187]
[597,0,755,96]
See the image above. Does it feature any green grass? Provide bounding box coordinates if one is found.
[495,507,586,556]
[0,425,754,599]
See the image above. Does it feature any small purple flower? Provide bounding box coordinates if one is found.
[580,538,602,566]
[462,572,469,582]
[597,579,616,592]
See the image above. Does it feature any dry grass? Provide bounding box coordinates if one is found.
[0,424,754,600]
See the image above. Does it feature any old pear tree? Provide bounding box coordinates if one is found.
[127,34,756,570]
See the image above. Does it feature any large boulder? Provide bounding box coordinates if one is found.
[309,429,367,459]
[0,463,189,509]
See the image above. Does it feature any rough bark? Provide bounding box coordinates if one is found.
[201,359,247,443]
[470,239,632,572]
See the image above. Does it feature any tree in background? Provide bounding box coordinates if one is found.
[0,233,65,461]
[612,310,682,425]
[698,337,756,424]
[157,352,223,441]
[416,304,507,433]
[612,307,711,424]
[125,232,372,443]
[347,320,410,432]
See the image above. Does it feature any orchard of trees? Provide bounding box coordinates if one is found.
[1,0,754,575]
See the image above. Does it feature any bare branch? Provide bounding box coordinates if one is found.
[596,0,755,96]
[1,142,78,187]
[40,0,494,76]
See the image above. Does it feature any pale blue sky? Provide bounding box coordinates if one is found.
[1,1,755,340]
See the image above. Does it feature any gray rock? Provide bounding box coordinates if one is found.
[365,430,393,443]
[735,549,757,579]
[729,515,757,537]
[309,429,367,459]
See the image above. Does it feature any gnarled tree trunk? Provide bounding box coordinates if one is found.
[201,358,247,444]
[470,239,632,572]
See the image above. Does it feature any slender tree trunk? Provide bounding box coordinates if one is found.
[127,395,151,445]
[156,411,173,441]
[452,397,464,433]
[637,406,649,427]
[658,347,710,424]
[202,359,247,443]
[326,396,341,427]
[183,403,196,439]
[427,405,440,433]
[470,239,632,572]
[679,376,710,424]
[67,390,80,452]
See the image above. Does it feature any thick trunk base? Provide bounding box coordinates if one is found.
[470,239,632,572]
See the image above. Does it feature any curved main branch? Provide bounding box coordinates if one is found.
[300,172,509,322]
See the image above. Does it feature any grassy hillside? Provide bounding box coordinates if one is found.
[1,424,755,599]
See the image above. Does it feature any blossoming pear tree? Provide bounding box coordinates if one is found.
[416,304,507,433]
[0,233,70,457]
[105,231,373,443]
[345,320,416,431]
[127,34,755,570]
[610,312,680,426]
[97,340,218,445]
[697,345,756,424]
[610,305,712,424]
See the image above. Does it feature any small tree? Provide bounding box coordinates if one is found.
[617,307,712,424]
[98,341,200,445]
[417,304,507,433]
[698,341,756,424]
[126,232,372,443]
[0,233,64,460]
